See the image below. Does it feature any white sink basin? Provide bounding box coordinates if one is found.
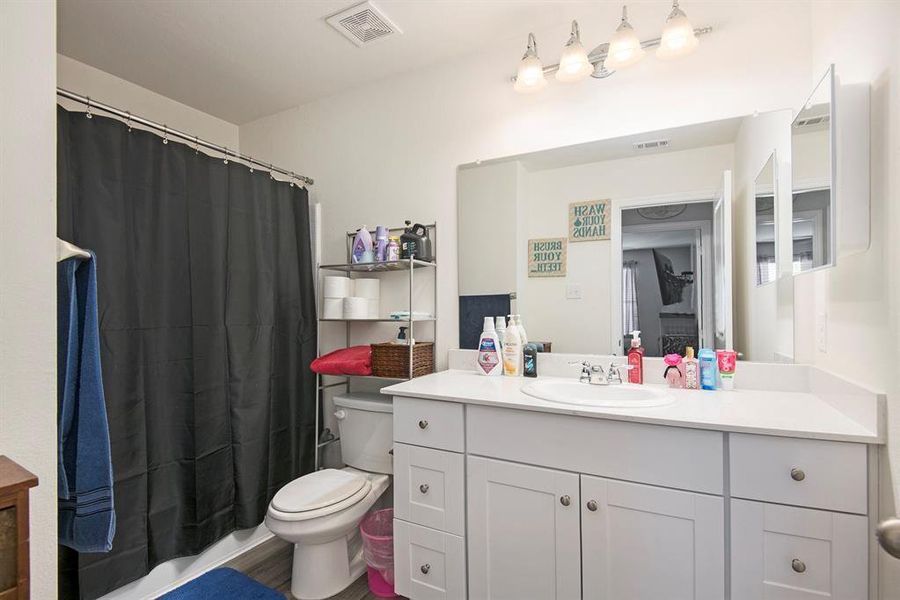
[521,379,674,408]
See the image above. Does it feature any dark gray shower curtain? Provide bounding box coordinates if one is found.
[56,106,317,599]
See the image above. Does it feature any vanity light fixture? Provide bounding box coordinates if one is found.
[657,0,699,59]
[511,2,710,93]
[513,33,548,93]
[605,6,645,70]
[556,21,593,82]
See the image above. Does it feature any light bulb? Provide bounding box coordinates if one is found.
[513,33,548,93]
[657,0,699,59]
[605,6,645,70]
[556,21,593,83]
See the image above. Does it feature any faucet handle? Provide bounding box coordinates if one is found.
[606,361,633,384]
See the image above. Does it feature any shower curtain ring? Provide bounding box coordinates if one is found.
[85,97,93,119]
[289,172,295,187]
[270,164,275,180]
[224,148,230,165]
[125,111,132,132]
[162,124,169,144]
[194,136,200,154]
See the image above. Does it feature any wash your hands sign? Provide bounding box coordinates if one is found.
[569,199,611,242]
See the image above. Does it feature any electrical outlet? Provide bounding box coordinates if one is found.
[566,284,582,300]
[815,312,827,353]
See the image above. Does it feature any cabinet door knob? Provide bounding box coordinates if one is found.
[418,419,429,430]
[791,558,806,573]
[586,500,598,512]
[560,495,571,507]
[790,468,806,481]
[420,563,431,575]
[419,484,429,494]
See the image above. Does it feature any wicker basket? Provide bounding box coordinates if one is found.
[371,342,434,379]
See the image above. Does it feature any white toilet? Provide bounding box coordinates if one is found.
[265,392,393,600]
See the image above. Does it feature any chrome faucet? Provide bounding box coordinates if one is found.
[570,360,632,385]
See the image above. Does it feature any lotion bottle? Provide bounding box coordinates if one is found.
[627,330,644,384]
[682,346,700,390]
[502,318,522,376]
[475,317,502,376]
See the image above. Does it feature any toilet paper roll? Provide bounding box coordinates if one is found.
[353,278,381,299]
[323,276,353,298]
[366,298,380,319]
[342,296,369,319]
[322,298,343,319]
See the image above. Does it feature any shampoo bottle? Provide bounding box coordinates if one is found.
[502,318,522,376]
[627,330,644,384]
[682,346,700,390]
[476,317,502,376]
[698,348,718,390]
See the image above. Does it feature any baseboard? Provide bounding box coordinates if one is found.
[97,525,275,600]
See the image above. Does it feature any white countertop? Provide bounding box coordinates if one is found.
[381,370,882,444]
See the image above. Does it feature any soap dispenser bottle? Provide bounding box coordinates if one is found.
[476,317,502,376]
[627,330,644,384]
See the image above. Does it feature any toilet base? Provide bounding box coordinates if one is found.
[290,529,366,600]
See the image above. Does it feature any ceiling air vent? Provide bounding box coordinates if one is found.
[795,114,830,128]
[326,1,402,47]
[633,139,671,151]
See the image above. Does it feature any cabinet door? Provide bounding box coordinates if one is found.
[394,443,465,535]
[731,499,868,600]
[581,475,725,600]
[467,456,581,600]
[394,520,467,600]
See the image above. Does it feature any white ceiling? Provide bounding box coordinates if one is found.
[58,0,579,124]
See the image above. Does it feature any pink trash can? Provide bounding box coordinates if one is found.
[360,508,398,598]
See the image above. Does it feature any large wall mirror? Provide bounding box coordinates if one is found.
[458,112,793,362]
[791,65,834,274]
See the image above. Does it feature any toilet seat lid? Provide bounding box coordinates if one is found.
[271,469,368,513]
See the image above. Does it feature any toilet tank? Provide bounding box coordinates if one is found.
[333,392,393,474]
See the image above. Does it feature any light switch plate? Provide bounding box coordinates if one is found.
[566,284,582,300]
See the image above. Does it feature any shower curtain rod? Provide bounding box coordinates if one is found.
[57,88,314,186]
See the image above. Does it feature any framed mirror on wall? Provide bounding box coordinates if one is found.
[791,65,834,275]
[754,153,777,286]
[458,113,792,362]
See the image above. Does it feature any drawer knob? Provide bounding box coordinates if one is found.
[586,500,598,512]
[418,419,429,430]
[420,563,431,575]
[791,558,806,573]
[560,495,571,507]
[790,468,806,482]
[419,484,429,494]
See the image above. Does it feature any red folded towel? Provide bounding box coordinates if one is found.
[311,345,373,376]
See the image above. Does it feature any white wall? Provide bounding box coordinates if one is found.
[239,0,812,369]
[519,144,731,354]
[0,1,59,597]
[58,55,239,149]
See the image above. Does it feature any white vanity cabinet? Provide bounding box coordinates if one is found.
[391,395,873,600]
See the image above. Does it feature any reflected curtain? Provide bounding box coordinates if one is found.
[622,260,640,335]
[56,106,317,599]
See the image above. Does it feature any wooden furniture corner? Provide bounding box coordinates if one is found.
[0,456,38,600]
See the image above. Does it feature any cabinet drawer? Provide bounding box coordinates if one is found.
[394,520,466,600]
[393,397,464,452]
[729,434,867,514]
[731,499,867,600]
[394,444,465,535]
[467,405,723,494]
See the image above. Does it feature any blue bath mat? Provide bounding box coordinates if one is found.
[160,568,283,599]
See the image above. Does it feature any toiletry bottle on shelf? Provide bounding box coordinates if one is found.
[351,226,373,263]
[523,343,538,378]
[393,326,409,345]
[476,317,502,376]
[698,348,718,390]
[386,237,401,262]
[716,350,737,390]
[502,317,522,376]
[627,330,644,384]
[663,354,684,388]
[374,226,389,262]
[682,346,699,390]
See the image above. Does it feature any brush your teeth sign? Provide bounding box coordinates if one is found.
[569,199,611,242]
[528,238,567,278]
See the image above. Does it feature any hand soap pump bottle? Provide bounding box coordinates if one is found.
[476,317,502,376]
[627,330,645,384]
[502,317,522,377]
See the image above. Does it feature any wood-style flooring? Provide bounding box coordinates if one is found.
[223,536,387,600]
